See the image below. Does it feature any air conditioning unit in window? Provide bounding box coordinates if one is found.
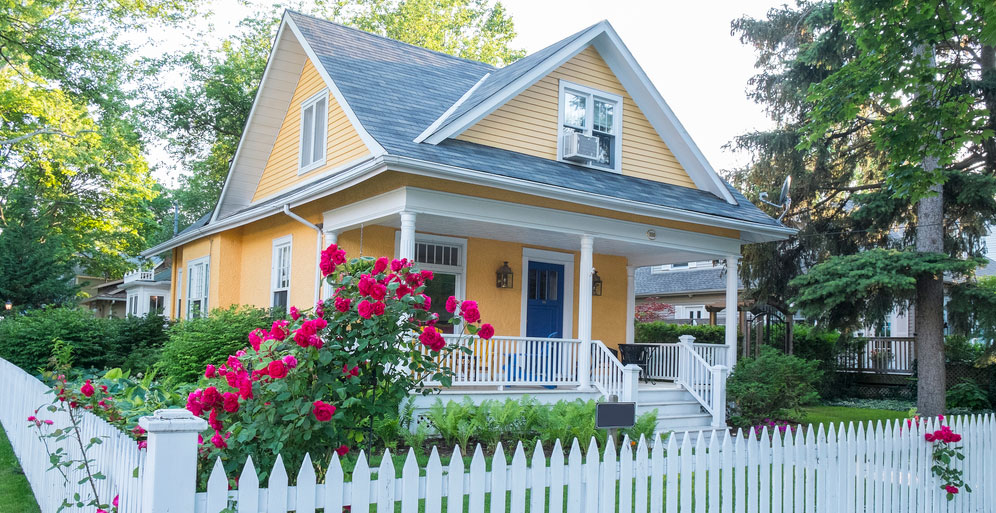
[562,132,600,162]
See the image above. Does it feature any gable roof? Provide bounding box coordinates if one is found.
[150,12,792,258]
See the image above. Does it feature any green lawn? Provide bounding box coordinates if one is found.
[800,406,907,429]
[0,426,39,513]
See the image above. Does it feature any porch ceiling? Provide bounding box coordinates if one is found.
[322,186,741,266]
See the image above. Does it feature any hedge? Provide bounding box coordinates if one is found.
[634,322,725,344]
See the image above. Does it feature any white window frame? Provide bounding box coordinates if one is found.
[175,268,182,320]
[556,80,623,173]
[186,256,210,319]
[676,304,707,321]
[127,292,139,317]
[394,232,467,302]
[520,248,575,338]
[270,235,293,309]
[298,90,329,175]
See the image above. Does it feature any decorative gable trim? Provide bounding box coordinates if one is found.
[418,21,737,205]
[211,13,386,222]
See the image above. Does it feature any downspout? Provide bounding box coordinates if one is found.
[282,205,323,307]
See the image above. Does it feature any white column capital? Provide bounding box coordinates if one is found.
[324,230,339,244]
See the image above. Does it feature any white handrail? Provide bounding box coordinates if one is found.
[674,336,729,427]
[642,342,726,380]
[589,341,626,399]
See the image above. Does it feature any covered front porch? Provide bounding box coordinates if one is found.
[321,185,746,429]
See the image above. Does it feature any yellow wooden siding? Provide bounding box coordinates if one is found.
[456,46,697,189]
[251,60,370,202]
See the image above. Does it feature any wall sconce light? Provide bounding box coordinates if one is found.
[4,300,11,311]
[496,261,514,289]
[592,270,603,296]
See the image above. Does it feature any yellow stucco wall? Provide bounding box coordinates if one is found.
[251,59,370,203]
[456,46,697,189]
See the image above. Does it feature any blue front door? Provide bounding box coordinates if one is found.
[526,261,565,338]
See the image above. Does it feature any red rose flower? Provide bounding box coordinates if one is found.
[201,386,221,409]
[445,296,458,313]
[268,360,287,379]
[373,301,386,316]
[205,364,216,378]
[370,283,387,301]
[269,320,289,341]
[80,380,95,398]
[478,323,495,340]
[290,306,300,320]
[336,444,350,456]
[945,485,959,494]
[210,430,228,449]
[248,329,264,351]
[420,269,434,281]
[373,257,389,274]
[335,296,351,313]
[222,392,239,413]
[390,258,406,272]
[186,390,204,416]
[313,400,336,422]
[461,307,481,323]
[357,300,373,319]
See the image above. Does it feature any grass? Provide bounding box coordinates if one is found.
[0,426,40,513]
[800,405,907,429]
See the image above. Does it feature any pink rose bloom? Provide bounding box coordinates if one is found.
[294,330,311,348]
[113,495,119,507]
[946,485,959,494]
[336,444,350,456]
[222,392,239,413]
[138,440,147,450]
[373,257,389,274]
[358,275,375,296]
[395,285,411,298]
[186,389,204,416]
[290,306,300,320]
[335,296,351,313]
[372,301,386,316]
[201,387,221,409]
[210,431,228,449]
[282,355,297,368]
[248,329,264,351]
[44,419,53,425]
[420,269,434,281]
[268,360,288,379]
[270,320,289,341]
[460,300,477,311]
[357,300,373,319]
[205,364,216,378]
[461,307,481,323]
[313,400,336,422]
[390,258,406,272]
[445,296,458,313]
[80,380,95,398]
[320,257,335,276]
[478,323,495,340]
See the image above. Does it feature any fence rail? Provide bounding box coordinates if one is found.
[0,358,145,513]
[187,414,995,513]
[838,337,916,375]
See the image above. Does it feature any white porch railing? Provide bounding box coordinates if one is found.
[589,341,628,400]
[123,269,155,283]
[430,335,582,388]
[674,336,728,428]
[644,342,727,380]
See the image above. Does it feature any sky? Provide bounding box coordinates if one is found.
[145,0,781,184]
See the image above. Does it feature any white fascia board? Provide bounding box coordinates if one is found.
[321,188,408,233]
[382,155,795,242]
[592,26,736,205]
[413,72,491,144]
[211,17,293,223]
[284,16,386,157]
[422,22,609,145]
[402,187,742,257]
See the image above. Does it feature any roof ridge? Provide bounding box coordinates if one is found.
[286,10,498,70]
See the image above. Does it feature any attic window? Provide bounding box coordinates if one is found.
[299,90,328,173]
[558,80,622,172]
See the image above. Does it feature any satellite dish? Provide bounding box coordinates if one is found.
[758,176,792,221]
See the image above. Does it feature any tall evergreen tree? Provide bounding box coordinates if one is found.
[0,217,77,309]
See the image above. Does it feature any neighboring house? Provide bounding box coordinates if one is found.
[79,278,126,318]
[141,13,792,430]
[119,258,171,318]
[634,261,743,325]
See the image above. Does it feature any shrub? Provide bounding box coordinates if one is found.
[155,306,275,383]
[635,322,724,344]
[945,335,984,364]
[106,314,170,373]
[946,379,990,411]
[0,307,110,371]
[727,346,822,427]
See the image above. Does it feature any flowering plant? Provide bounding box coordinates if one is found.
[635,300,676,323]
[907,410,971,500]
[185,247,492,483]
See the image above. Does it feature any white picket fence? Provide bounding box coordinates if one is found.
[0,357,145,513]
[180,414,996,513]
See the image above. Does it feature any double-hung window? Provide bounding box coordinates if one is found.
[299,90,328,173]
[558,80,622,171]
[401,234,466,334]
[187,257,209,319]
[271,236,292,310]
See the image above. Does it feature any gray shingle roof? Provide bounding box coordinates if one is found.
[286,12,786,229]
[635,266,743,297]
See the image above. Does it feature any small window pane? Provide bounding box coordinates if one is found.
[595,133,613,167]
[302,105,315,166]
[312,98,326,163]
[423,273,457,334]
[528,269,537,300]
[564,92,586,128]
[593,99,613,133]
[273,290,288,309]
[547,271,558,301]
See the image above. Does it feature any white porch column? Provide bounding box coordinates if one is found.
[577,234,594,390]
[399,211,416,261]
[625,265,636,345]
[725,255,740,369]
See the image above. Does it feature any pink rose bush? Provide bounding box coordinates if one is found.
[182,245,489,483]
[908,413,972,500]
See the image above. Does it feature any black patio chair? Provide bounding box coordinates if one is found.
[618,343,654,384]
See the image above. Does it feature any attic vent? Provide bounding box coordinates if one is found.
[415,242,460,267]
[562,132,600,162]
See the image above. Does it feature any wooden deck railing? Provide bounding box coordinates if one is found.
[837,337,915,375]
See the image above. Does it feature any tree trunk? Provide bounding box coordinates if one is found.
[915,180,945,416]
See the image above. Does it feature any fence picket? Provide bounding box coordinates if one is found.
[721,432,734,513]
[566,440,583,513]
[530,443,546,513]
[426,448,443,513]
[585,438,600,513]
[803,425,815,513]
[205,457,228,513]
[549,439,565,513]
[490,443,507,513]
[237,456,259,513]
[772,428,783,513]
[601,436,617,513]
[401,449,419,513]
[469,445,486,513]
[635,435,649,513]
[747,428,758,513]
[510,442,526,513]
[325,453,344,513]
[694,434,706,513]
[266,454,288,513]
[759,427,770,513]
[377,450,395,512]
[734,430,746,513]
[352,451,371,513]
[651,433,665,513]
[448,446,465,513]
[619,436,633,513]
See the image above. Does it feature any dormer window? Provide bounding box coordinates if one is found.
[299,90,328,173]
[558,80,622,172]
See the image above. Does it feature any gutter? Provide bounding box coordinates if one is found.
[282,205,323,307]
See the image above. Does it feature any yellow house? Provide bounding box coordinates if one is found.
[143,12,792,430]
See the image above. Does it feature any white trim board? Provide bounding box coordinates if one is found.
[520,248,575,339]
